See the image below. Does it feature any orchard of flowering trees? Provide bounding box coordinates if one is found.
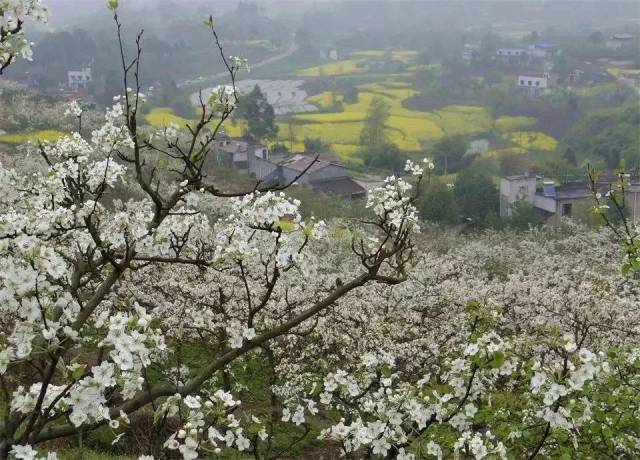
[0,1,639,459]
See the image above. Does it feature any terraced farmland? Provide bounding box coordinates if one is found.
[281,81,496,160]
[142,50,560,167]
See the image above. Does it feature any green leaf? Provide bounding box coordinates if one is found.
[107,0,118,10]
[72,364,86,380]
[491,351,505,369]
[276,220,295,232]
[202,16,214,28]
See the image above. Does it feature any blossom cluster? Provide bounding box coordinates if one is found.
[0,0,47,69]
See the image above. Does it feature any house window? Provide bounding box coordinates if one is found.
[535,81,540,86]
[520,80,524,85]
[561,203,572,217]
[528,80,532,86]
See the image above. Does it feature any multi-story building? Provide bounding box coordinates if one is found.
[517,73,549,97]
[500,173,640,224]
[67,68,92,90]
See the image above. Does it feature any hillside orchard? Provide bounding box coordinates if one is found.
[0,2,639,460]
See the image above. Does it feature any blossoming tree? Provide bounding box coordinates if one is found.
[1,2,639,460]
[0,0,47,74]
[0,2,429,458]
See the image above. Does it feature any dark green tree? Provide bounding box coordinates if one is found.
[362,143,406,173]
[454,170,499,225]
[360,96,406,172]
[343,84,359,104]
[563,104,640,169]
[419,180,459,224]
[588,31,605,44]
[564,147,577,166]
[508,199,544,231]
[270,143,289,153]
[430,136,467,175]
[303,137,331,152]
[236,85,278,141]
[360,96,390,151]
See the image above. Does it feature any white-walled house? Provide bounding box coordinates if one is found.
[517,73,549,96]
[67,68,92,90]
[500,173,640,224]
[496,48,528,58]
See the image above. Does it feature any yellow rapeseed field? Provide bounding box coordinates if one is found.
[0,130,65,144]
[291,79,496,157]
[505,131,558,151]
[607,67,640,77]
[307,91,344,110]
[296,59,366,77]
[495,116,537,132]
[145,108,196,128]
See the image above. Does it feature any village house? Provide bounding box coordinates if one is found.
[527,43,555,59]
[517,72,549,97]
[215,137,366,199]
[496,48,529,64]
[606,33,635,50]
[496,48,528,58]
[567,61,614,86]
[500,173,640,224]
[251,154,367,199]
[461,44,479,63]
[67,67,92,90]
[216,138,251,171]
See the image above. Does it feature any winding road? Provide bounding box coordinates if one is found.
[179,38,298,90]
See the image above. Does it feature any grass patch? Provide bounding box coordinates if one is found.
[56,450,135,460]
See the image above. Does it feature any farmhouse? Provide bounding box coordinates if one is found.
[253,154,366,199]
[67,67,92,90]
[500,173,640,224]
[517,73,549,97]
[215,137,366,199]
[215,137,272,172]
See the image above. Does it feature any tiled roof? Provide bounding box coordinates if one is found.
[280,155,343,173]
[309,177,367,197]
